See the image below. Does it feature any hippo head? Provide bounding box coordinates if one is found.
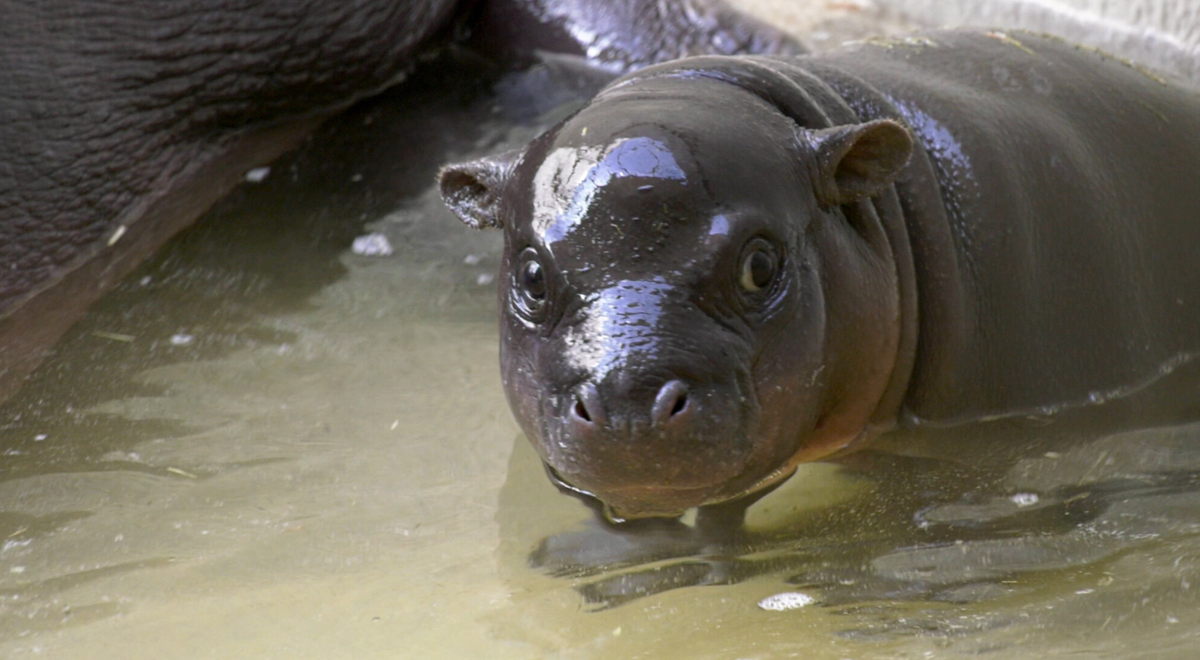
[440,65,913,519]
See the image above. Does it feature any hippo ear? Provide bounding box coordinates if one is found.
[802,119,913,207]
[438,149,522,229]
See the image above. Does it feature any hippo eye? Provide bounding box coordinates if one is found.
[513,247,549,321]
[522,260,545,300]
[739,240,778,293]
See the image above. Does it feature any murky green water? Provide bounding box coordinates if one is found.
[3,21,1200,660]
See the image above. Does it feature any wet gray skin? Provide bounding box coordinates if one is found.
[442,29,1200,519]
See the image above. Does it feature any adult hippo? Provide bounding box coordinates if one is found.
[440,29,1200,519]
[0,0,800,403]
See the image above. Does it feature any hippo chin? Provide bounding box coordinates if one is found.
[441,29,1200,519]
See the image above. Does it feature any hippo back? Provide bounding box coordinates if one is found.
[800,31,1200,425]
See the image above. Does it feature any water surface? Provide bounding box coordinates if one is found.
[2,39,1200,660]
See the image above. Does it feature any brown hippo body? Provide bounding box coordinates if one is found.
[813,33,1200,427]
[440,29,1200,518]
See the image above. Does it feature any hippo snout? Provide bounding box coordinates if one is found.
[543,371,757,518]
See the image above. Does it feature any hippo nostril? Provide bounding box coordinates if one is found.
[671,392,688,416]
[651,380,690,426]
[572,383,604,427]
[573,398,592,423]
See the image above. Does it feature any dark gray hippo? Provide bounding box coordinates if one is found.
[440,29,1200,519]
[0,0,800,402]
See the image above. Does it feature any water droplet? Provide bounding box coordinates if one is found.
[758,592,815,611]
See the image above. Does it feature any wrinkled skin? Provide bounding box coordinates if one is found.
[441,29,1200,519]
[0,0,801,403]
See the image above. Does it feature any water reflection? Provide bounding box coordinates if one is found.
[500,422,1200,652]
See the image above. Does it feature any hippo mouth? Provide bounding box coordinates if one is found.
[542,463,716,520]
[542,460,795,521]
